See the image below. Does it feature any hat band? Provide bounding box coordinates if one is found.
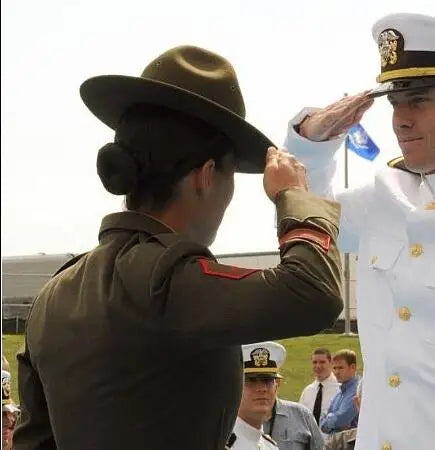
[244,367,279,373]
[377,67,435,82]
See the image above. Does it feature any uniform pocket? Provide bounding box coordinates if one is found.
[278,431,310,450]
[367,236,403,271]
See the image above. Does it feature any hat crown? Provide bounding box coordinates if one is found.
[371,13,435,83]
[242,342,286,376]
[141,46,246,118]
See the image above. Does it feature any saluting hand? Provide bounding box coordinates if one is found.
[299,91,374,142]
[263,147,308,201]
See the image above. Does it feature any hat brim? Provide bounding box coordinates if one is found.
[368,76,435,98]
[2,403,19,413]
[80,75,275,174]
[244,372,282,379]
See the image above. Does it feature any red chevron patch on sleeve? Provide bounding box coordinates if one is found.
[197,258,260,280]
[279,228,331,251]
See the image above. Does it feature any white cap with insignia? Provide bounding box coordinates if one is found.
[369,13,435,97]
[242,341,286,379]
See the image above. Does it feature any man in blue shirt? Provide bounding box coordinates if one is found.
[320,350,359,435]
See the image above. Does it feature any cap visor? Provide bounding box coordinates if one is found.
[368,76,435,98]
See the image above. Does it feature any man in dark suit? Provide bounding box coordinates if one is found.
[14,45,342,450]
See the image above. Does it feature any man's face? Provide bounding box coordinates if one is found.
[389,87,435,173]
[238,376,279,423]
[312,353,332,380]
[332,359,356,383]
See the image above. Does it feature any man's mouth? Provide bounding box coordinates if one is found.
[398,137,423,143]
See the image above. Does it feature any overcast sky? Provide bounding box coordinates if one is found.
[2,0,434,257]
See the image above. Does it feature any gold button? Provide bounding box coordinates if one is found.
[381,443,392,450]
[398,307,411,321]
[410,243,423,257]
[389,375,400,388]
[371,256,378,264]
[424,202,435,210]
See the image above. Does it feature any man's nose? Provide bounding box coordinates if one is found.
[393,104,414,129]
[254,381,267,391]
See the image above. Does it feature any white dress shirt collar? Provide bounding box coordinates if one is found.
[316,372,337,387]
[234,417,263,442]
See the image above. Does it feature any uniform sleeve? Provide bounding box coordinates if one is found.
[284,109,375,253]
[120,188,343,348]
[13,340,56,450]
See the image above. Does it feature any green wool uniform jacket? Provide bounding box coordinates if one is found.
[14,189,343,450]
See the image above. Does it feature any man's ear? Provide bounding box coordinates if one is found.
[192,159,215,197]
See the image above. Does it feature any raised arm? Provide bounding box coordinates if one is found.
[283,93,375,253]
[118,148,344,347]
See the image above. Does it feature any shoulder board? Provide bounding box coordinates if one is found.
[262,433,278,446]
[52,252,88,277]
[387,156,414,174]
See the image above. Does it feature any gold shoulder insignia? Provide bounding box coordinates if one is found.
[387,156,414,174]
[262,433,278,446]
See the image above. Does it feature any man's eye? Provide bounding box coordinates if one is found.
[411,97,427,104]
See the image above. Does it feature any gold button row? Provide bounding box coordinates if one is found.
[389,375,401,388]
[410,243,423,257]
[398,307,411,321]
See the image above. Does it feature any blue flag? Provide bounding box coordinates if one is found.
[345,124,380,161]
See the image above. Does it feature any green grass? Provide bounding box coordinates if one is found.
[2,334,362,403]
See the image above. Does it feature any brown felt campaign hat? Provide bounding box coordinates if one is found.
[80,45,275,173]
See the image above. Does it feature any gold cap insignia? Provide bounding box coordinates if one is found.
[378,29,400,67]
[250,348,270,367]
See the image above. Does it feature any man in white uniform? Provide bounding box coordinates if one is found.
[230,342,281,449]
[283,13,435,450]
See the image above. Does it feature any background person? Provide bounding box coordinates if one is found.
[299,347,339,425]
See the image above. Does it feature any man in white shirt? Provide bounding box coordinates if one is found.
[299,347,340,425]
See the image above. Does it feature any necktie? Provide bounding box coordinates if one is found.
[313,382,323,424]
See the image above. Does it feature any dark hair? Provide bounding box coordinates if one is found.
[332,349,357,366]
[312,347,332,361]
[96,104,235,211]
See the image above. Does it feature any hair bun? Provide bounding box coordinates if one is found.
[96,143,139,195]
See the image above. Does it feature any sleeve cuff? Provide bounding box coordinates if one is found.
[275,189,340,237]
[283,107,346,163]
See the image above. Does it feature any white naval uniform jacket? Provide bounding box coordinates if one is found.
[232,417,278,450]
[284,111,435,450]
